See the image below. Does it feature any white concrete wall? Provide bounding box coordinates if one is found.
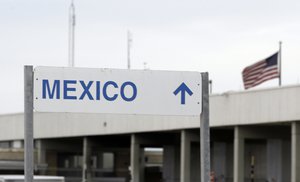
[211,85,300,126]
[1,85,300,140]
[0,113,24,140]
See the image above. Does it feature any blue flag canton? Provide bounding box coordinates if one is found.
[266,52,278,67]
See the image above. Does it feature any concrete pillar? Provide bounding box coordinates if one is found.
[267,139,282,182]
[190,143,200,182]
[212,142,226,181]
[291,122,300,182]
[234,126,244,182]
[35,140,47,175]
[163,145,180,182]
[82,137,92,182]
[180,130,191,182]
[130,134,140,182]
[140,148,145,182]
[282,140,291,182]
[36,140,46,165]
[163,146,175,182]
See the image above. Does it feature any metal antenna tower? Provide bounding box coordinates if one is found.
[68,0,76,67]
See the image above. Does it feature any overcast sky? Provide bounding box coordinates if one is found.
[1,0,300,113]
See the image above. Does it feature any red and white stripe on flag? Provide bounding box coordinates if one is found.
[242,53,279,89]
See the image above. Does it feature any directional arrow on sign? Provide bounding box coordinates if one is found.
[173,83,193,105]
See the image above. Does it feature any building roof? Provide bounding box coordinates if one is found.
[0,85,299,140]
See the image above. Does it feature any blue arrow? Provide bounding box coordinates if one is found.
[173,83,193,105]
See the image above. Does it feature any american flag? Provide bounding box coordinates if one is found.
[242,52,279,89]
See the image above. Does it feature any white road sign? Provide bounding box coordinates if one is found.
[33,66,202,116]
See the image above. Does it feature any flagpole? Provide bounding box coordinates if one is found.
[127,30,132,69]
[279,41,282,86]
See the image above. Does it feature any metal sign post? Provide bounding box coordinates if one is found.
[24,65,34,182]
[201,72,210,182]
